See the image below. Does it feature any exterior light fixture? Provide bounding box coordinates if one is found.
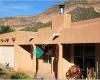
[52,33,60,40]
[29,37,34,42]
[59,5,65,14]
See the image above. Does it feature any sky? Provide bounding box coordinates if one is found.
[0,0,65,18]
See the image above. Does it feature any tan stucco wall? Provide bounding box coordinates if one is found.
[36,59,52,78]
[52,20,100,44]
[14,45,36,77]
[52,14,71,30]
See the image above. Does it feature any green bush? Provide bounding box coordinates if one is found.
[10,72,31,79]
[0,25,14,34]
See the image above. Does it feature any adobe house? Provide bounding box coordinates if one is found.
[0,5,100,79]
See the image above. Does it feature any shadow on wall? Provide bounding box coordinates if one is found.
[19,45,34,60]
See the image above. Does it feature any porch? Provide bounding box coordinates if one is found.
[34,43,100,79]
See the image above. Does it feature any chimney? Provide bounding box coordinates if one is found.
[52,5,71,30]
[59,5,65,14]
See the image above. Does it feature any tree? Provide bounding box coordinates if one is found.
[0,25,14,34]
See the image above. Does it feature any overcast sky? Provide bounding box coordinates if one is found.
[0,0,65,18]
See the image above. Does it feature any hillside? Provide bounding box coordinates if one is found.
[0,0,100,30]
[69,7,100,22]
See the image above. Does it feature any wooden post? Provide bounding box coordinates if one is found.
[96,61,98,79]
[58,44,63,79]
[32,44,37,78]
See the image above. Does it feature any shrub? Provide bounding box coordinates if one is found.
[69,7,100,22]
[0,71,12,79]
[10,72,31,79]
[0,25,14,34]
[66,65,81,79]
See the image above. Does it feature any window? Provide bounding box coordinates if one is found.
[74,44,95,70]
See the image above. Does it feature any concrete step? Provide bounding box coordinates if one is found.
[37,73,56,80]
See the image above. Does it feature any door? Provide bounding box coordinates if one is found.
[0,46,14,67]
